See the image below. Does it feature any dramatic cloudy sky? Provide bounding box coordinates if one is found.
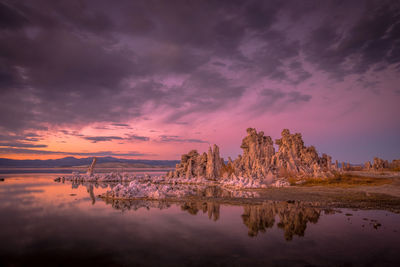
[0,0,399,163]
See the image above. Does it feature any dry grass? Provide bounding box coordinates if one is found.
[295,173,392,187]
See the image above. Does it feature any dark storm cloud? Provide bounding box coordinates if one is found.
[126,134,150,141]
[0,147,148,156]
[58,130,149,143]
[0,0,399,135]
[253,88,311,113]
[288,61,312,85]
[286,91,312,103]
[303,1,400,80]
[77,134,149,143]
[0,0,288,134]
[0,142,47,148]
[59,130,84,137]
[0,133,45,144]
[111,123,130,127]
[164,70,246,121]
[212,62,226,67]
[83,136,124,143]
[159,135,207,144]
[252,30,301,81]
[0,2,28,29]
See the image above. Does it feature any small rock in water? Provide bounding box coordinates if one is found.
[373,223,382,229]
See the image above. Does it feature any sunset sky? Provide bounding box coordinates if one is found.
[0,0,399,163]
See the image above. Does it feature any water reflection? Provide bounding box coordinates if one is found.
[242,202,320,240]
[102,197,322,240]
[58,179,323,239]
[60,179,129,205]
[181,201,221,221]
[103,198,172,211]
[1,175,400,266]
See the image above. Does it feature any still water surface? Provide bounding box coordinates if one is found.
[0,173,399,266]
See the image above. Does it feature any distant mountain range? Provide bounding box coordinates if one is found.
[0,157,179,168]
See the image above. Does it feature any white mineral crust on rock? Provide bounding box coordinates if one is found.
[57,172,141,183]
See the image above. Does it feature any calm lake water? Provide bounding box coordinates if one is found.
[0,173,399,267]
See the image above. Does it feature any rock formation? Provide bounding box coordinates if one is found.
[372,157,389,170]
[272,129,333,178]
[229,128,333,179]
[230,128,275,179]
[364,158,400,171]
[364,161,372,170]
[390,159,400,170]
[166,144,224,179]
[364,157,400,171]
[87,157,97,176]
[170,128,334,181]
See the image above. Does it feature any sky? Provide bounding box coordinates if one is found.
[0,0,399,163]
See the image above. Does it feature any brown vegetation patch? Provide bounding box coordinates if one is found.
[292,173,392,187]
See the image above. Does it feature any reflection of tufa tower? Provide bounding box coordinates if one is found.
[180,201,220,221]
[87,157,97,176]
[241,201,321,240]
